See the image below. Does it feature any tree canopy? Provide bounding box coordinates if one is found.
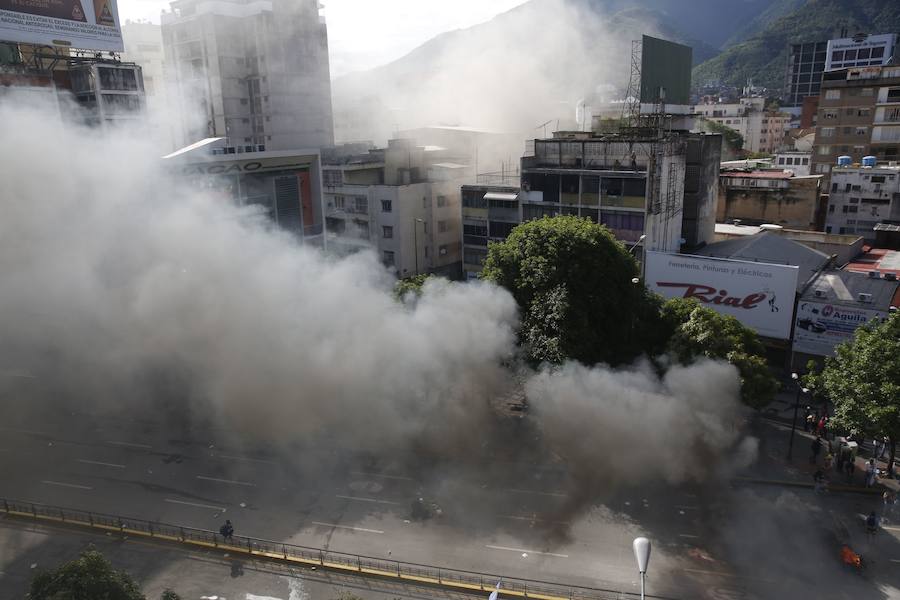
[809,312,900,472]
[481,216,657,366]
[30,548,145,600]
[662,298,778,409]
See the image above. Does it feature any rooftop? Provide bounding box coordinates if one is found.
[696,232,831,291]
[846,248,900,277]
[720,170,795,180]
[803,269,900,310]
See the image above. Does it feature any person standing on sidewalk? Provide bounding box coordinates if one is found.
[813,469,827,494]
[845,458,856,484]
[865,459,878,488]
[811,436,823,464]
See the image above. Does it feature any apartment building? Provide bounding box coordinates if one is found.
[811,65,900,176]
[322,139,468,279]
[460,130,722,279]
[717,170,824,230]
[161,0,334,150]
[693,97,790,154]
[774,151,812,176]
[825,163,900,240]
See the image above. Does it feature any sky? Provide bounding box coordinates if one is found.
[118,0,531,76]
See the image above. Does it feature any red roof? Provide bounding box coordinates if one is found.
[846,248,900,309]
[720,170,794,180]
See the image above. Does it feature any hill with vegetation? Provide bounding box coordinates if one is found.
[693,0,900,91]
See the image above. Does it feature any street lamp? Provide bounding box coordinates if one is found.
[413,218,425,275]
[628,234,646,255]
[633,537,651,600]
[787,372,810,460]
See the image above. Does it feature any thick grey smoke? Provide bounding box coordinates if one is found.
[526,359,751,486]
[0,95,517,453]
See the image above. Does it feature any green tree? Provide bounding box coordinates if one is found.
[393,273,437,300]
[811,312,900,474]
[662,298,778,409]
[481,216,653,366]
[701,119,744,152]
[160,591,181,600]
[30,547,145,600]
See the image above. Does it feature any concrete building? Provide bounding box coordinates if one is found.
[774,151,812,176]
[164,137,325,245]
[161,0,334,151]
[811,65,900,176]
[322,139,468,279]
[718,170,824,230]
[825,33,898,72]
[460,129,722,279]
[784,41,828,112]
[793,267,899,366]
[693,97,790,154]
[825,163,900,239]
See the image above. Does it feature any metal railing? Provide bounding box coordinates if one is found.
[0,498,642,600]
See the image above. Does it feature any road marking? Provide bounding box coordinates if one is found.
[890,559,900,563]
[196,475,256,487]
[679,534,700,539]
[107,441,152,449]
[350,471,414,481]
[41,480,93,490]
[501,515,570,525]
[507,489,568,498]
[216,454,278,465]
[883,525,900,532]
[0,427,50,437]
[485,545,569,558]
[335,494,399,505]
[311,522,384,534]
[164,498,226,512]
[77,459,125,469]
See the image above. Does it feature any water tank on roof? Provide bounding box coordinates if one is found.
[837,156,852,167]
[862,156,877,167]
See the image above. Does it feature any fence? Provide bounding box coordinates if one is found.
[0,498,643,600]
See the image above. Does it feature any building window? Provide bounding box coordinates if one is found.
[829,205,835,213]
[381,200,392,212]
[848,206,858,213]
[802,158,809,165]
[333,196,345,209]
[856,127,868,136]
[818,145,832,155]
[383,251,395,266]
[438,220,449,233]
[820,128,835,138]
[823,110,838,120]
[354,197,368,213]
[824,89,841,100]
[382,226,393,239]
[436,195,448,207]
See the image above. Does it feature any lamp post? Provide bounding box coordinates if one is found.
[633,537,651,600]
[628,234,646,256]
[413,218,425,275]
[787,372,809,460]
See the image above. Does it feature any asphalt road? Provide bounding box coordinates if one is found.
[1,390,898,600]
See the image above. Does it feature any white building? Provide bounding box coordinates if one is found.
[161,0,334,151]
[693,97,790,154]
[826,163,900,239]
[323,140,469,278]
[774,151,812,176]
[121,21,173,148]
[826,33,898,72]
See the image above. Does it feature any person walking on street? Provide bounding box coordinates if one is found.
[845,458,856,484]
[865,459,878,488]
[866,511,879,539]
[884,490,897,522]
[804,409,814,433]
[824,451,834,470]
[813,469,826,494]
[878,436,889,460]
[811,436,823,464]
[220,519,234,542]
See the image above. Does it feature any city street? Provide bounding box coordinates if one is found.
[1,385,899,600]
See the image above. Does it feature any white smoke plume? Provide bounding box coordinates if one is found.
[0,95,518,453]
[526,359,749,487]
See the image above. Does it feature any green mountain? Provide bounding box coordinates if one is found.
[693,0,900,91]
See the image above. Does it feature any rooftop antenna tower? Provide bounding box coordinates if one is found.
[622,39,642,126]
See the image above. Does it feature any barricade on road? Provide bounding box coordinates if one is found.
[0,497,640,600]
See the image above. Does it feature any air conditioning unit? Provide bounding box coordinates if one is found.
[884,273,898,281]
[858,293,873,303]
[814,290,827,298]
[868,270,881,279]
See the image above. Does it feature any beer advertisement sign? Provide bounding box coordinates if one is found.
[645,252,800,340]
[0,0,123,51]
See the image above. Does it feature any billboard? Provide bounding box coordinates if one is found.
[794,301,887,357]
[645,252,799,340]
[640,35,692,106]
[0,0,123,52]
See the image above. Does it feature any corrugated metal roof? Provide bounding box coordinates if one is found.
[720,170,794,180]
